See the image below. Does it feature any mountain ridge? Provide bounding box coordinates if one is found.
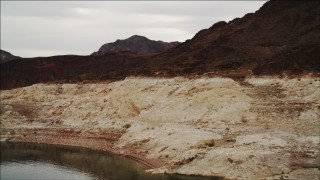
[149,0,320,76]
[1,0,319,89]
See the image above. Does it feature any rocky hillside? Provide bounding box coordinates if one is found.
[92,35,180,55]
[1,53,149,89]
[150,0,320,76]
[0,50,21,64]
[1,1,320,89]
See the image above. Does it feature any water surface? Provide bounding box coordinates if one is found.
[1,142,221,180]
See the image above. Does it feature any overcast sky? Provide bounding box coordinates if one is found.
[1,1,266,57]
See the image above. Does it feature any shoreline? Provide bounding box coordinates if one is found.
[1,139,225,180]
[1,128,163,170]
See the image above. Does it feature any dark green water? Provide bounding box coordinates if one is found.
[0,142,221,180]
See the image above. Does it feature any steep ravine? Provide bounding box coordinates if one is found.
[1,77,319,179]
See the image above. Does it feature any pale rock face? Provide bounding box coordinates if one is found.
[235,133,288,147]
[1,77,319,179]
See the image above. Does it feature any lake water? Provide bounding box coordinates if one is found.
[1,142,221,180]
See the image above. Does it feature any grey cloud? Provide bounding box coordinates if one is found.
[1,1,72,18]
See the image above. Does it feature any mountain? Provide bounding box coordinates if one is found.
[148,0,320,76]
[1,0,320,89]
[0,50,21,63]
[92,35,180,55]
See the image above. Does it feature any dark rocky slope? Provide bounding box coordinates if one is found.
[0,50,21,64]
[92,35,180,55]
[1,52,149,89]
[149,0,320,76]
[1,0,319,89]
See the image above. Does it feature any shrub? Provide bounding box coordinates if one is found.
[123,124,131,129]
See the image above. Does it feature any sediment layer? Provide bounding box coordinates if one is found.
[1,77,319,179]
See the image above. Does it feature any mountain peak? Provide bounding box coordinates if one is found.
[128,35,148,39]
[92,35,180,55]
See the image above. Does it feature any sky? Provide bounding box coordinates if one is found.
[1,1,266,58]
